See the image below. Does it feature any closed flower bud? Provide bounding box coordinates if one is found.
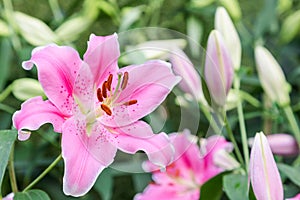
[204,30,234,107]
[255,46,291,106]
[215,7,241,70]
[249,132,283,200]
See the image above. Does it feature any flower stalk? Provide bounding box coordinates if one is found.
[8,144,18,193]
[23,154,62,192]
[283,105,300,149]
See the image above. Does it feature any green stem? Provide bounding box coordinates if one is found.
[0,103,15,114]
[23,154,62,192]
[237,101,249,172]
[8,144,18,193]
[200,104,222,134]
[234,77,249,172]
[283,105,300,149]
[3,0,22,51]
[224,116,244,166]
[0,84,12,102]
[48,0,63,22]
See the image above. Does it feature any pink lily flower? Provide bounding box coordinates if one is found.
[249,132,283,200]
[204,30,234,107]
[135,130,234,200]
[12,33,180,196]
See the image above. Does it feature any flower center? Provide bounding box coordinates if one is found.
[96,72,137,116]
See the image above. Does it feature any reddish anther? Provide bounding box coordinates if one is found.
[121,72,129,90]
[102,81,108,98]
[107,74,113,91]
[101,104,112,116]
[123,99,138,106]
[97,88,103,102]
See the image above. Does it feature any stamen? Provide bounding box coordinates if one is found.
[97,88,103,102]
[101,104,112,116]
[121,72,129,90]
[123,99,138,106]
[107,74,113,91]
[102,81,108,98]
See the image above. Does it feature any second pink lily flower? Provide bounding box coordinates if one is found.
[135,130,236,200]
[12,33,180,196]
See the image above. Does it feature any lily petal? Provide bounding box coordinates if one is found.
[109,120,157,138]
[83,33,119,86]
[22,44,82,116]
[100,60,181,127]
[112,125,174,168]
[73,62,95,114]
[170,48,206,103]
[249,132,283,200]
[12,96,65,140]
[62,117,117,197]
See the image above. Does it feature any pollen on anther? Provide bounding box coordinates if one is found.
[102,81,108,98]
[101,104,112,116]
[123,99,138,106]
[107,74,113,91]
[97,88,103,102]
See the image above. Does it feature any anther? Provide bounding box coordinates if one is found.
[107,74,113,91]
[102,81,108,98]
[123,99,137,106]
[121,72,129,90]
[97,88,103,102]
[101,104,112,116]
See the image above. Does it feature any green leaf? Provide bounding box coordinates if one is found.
[93,168,114,200]
[254,0,277,38]
[14,189,50,200]
[223,173,248,200]
[200,173,224,200]
[0,39,12,91]
[0,130,17,194]
[278,163,300,187]
[119,6,144,32]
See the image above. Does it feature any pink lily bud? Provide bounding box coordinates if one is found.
[266,134,299,156]
[249,132,283,200]
[204,30,234,107]
[248,133,299,156]
[255,46,291,106]
[170,48,206,104]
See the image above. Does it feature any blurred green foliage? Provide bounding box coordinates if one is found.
[0,0,300,199]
